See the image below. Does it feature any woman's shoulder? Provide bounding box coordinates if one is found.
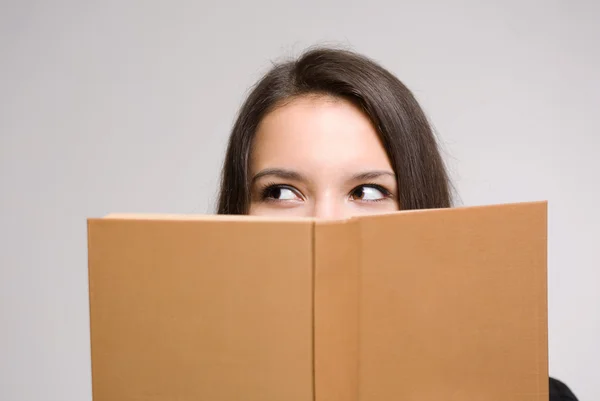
[550,377,579,401]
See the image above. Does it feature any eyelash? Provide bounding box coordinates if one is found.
[259,182,393,202]
[259,182,301,202]
[353,183,393,202]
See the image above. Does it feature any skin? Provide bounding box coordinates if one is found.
[249,95,399,219]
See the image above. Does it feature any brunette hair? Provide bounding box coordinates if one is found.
[217,47,452,214]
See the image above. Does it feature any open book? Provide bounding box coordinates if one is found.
[87,201,548,401]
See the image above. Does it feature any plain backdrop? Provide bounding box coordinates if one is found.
[1,0,598,400]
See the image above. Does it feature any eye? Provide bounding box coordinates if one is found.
[262,185,302,202]
[349,185,391,202]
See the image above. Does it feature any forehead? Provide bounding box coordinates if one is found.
[251,96,393,173]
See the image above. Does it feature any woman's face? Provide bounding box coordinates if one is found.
[249,95,399,219]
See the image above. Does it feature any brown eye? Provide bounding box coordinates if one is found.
[262,185,301,201]
[350,185,390,201]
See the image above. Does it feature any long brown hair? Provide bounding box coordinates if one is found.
[217,47,452,214]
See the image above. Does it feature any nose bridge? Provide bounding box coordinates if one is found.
[312,191,343,220]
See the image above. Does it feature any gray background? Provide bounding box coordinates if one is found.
[1,0,598,400]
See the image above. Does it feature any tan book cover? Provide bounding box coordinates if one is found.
[87,201,548,401]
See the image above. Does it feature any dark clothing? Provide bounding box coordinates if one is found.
[550,377,579,401]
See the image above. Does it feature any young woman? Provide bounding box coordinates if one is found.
[216,47,578,401]
[217,47,451,217]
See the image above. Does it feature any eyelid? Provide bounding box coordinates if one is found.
[260,183,304,202]
[352,183,392,195]
[349,183,394,202]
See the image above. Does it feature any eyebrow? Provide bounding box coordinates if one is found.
[251,168,308,184]
[349,170,396,181]
[251,168,395,185]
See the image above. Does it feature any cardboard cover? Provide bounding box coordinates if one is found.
[87,201,548,401]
